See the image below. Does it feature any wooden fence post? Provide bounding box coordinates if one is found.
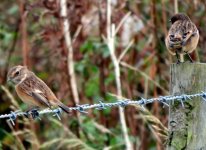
[167,63,206,149]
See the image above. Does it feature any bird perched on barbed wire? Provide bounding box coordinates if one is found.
[7,65,70,118]
[165,13,199,63]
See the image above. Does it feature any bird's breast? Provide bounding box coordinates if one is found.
[15,85,43,107]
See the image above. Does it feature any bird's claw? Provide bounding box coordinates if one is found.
[176,60,181,64]
[24,108,40,119]
[184,51,194,63]
[189,59,193,63]
[30,109,39,119]
[24,112,29,118]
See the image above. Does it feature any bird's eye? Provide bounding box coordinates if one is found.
[169,35,174,39]
[183,32,188,39]
[15,71,20,76]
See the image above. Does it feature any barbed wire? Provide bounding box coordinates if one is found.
[1,91,206,126]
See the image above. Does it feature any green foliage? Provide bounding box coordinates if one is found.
[41,118,95,150]
[80,39,110,58]
[0,129,21,149]
[0,142,2,150]
[85,76,99,97]
[37,72,49,80]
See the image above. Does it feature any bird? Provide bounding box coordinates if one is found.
[165,13,199,63]
[7,65,70,118]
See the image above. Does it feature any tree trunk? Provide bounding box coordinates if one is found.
[167,63,206,149]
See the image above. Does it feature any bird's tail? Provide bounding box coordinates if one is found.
[57,101,70,114]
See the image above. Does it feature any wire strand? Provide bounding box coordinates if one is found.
[1,91,206,125]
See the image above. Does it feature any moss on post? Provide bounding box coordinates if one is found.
[167,63,206,149]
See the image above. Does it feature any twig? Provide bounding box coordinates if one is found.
[18,0,29,66]
[118,39,134,62]
[72,25,82,44]
[174,0,179,14]
[1,85,19,109]
[6,120,26,150]
[4,18,21,81]
[106,0,132,149]
[60,0,82,137]
[115,12,131,34]
[120,62,169,94]
[161,0,167,36]
[60,0,80,105]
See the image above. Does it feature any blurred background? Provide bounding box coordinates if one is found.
[0,0,205,149]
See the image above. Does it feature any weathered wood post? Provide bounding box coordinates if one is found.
[167,63,206,149]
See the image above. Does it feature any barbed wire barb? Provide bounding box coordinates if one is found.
[95,101,106,110]
[52,108,62,120]
[158,96,169,107]
[201,91,206,102]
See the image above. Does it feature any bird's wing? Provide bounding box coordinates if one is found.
[182,29,198,47]
[183,21,198,42]
[19,76,52,108]
[31,90,51,108]
[183,30,193,42]
[57,101,70,113]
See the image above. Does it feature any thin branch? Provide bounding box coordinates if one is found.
[60,0,80,105]
[4,18,21,82]
[72,25,82,44]
[174,0,179,14]
[136,51,156,68]
[120,62,169,94]
[118,39,134,62]
[59,0,82,138]
[6,120,26,150]
[1,85,19,109]
[18,0,29,66]
[115,12,131,34]
[106,0,132,149]
[161,0,167,36]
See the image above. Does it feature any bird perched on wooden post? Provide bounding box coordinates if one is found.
[165,13,199,63]
[7,65,70,118]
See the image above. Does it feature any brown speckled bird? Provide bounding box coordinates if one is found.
[7,65,70,117]
[165,13,199,63]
